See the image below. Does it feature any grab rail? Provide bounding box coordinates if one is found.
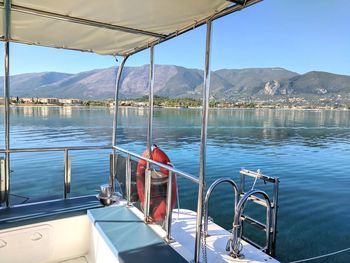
[113,145,200,242]
[239,168,279,256]
[0,145,113,207]
[113,146,199,184]
[0,144,200,245]
[203,178,239,237]
[0,145,112,153]
[229,189,272,258]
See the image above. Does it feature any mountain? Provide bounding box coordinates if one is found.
[0,65,349,101]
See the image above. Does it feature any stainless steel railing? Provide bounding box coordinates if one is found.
[113,146,199,184]
[0,144,200,245]
[203,178,239,237]
[229,189,272,258]
[113,145,200,241]
[0,145,112,205]
[239,168,279,257]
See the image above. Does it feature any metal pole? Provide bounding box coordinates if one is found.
[3,0,11,208]
[165,171,174,242]
[144,46,155,222]
[111,56,128,192]
[271,178,279,256]
[144,169,152,221]
[194,20,212,263]
[63,149,71,199]
[126,154,132,206]
[147,46,155,158]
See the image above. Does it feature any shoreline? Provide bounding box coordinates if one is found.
[4,104,349,111]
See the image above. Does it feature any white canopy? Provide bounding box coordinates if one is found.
[0,0,257,56]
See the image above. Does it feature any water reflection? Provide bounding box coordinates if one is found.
[59,106,73,118]
[1,107,349,149]
[0,107,349,262]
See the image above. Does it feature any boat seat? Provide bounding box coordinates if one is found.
[0,195,102,230]
[88,206,188,263]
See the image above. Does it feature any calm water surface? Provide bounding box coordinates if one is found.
[1,107,350,262]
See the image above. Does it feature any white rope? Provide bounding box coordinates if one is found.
[289,247,350,263]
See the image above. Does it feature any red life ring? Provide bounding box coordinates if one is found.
[136,145,177,222]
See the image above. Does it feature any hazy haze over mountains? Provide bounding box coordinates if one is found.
[1,65,350,101]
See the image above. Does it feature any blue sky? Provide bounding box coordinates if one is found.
[2,0,350,76]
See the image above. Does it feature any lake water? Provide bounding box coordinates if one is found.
[1,106,350,262]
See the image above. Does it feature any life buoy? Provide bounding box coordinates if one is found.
[136,145,177,222]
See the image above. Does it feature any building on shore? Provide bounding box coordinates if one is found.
[37,98,59,104]
[58,98,82,105]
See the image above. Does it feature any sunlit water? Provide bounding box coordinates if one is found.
[1,106,350,262]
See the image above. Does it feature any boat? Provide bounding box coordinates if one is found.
[0,1,281,262]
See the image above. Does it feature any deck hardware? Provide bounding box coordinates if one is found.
[231,189,271,259]
[203,178,239,237]
[112,56,128,192]
[126,154,132,206]
[165,171,174,242]
[239,168,279,256]
[64,149,71,198]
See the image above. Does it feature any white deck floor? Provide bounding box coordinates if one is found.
[128,206,279,263]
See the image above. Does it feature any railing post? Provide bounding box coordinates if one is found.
[126,154,132,206]
[64,149,71,199]
[109,153,115,189]
[112,56,129,193]
[165,171,174,242]
[144,46,155,222]
[147,46,155,157]
[144,168,152,221]
[3,0,11,208]
[270,178,279,256]
[194,19,212,262]
[0,158,6,204]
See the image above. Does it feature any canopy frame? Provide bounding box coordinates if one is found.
[0,0,261,56]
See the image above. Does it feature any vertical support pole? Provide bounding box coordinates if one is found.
[0,158,6,204]
[64,149,71,199]
[271,178,279,256]
[109,153,114,186]
[126,154,132,206]
[111,56,128,192]
[144,169,152,221]
[3,0,11,208]
[165,171,173,242]
[144,46,155,222]
[194,20,212,263]
[147,46,155,158]
[239,170,245,194]
[239,171,246,237]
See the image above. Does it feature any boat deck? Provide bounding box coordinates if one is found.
[88,205,188,263]
[0,195,102,230]
[171,209,279,263]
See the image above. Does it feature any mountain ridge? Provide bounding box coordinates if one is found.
[0,65,349,102]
